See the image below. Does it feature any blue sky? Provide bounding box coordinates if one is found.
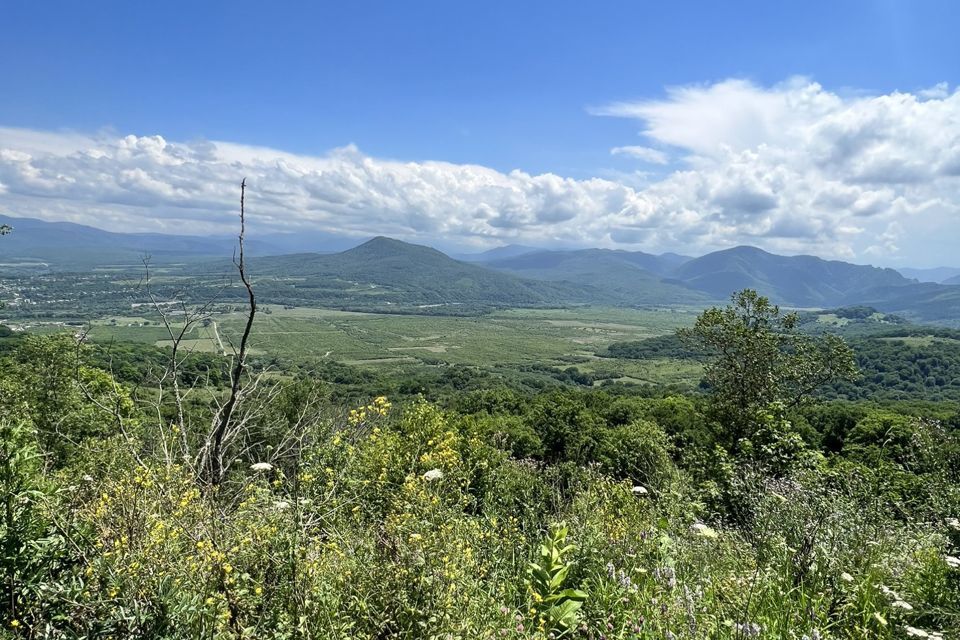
[5,0,957,174]
[2,1,960,265]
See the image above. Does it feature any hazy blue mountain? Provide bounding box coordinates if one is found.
[254,231,362,255]
[486,248,712,305]
[943,274,960,285]
[658,252,694,270]
[670,246,909,307]
[898,266,960,283]
[0,214,366,269]
[0,214,244,268]
[456,244,541,262]
[489,248,686,276]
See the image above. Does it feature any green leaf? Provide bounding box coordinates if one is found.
[549,564,571,590]
[557,588,588,602]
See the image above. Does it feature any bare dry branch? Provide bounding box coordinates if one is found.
[203,178,257,485]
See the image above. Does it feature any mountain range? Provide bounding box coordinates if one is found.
[3,214,960,324]
[667,246,909,307]
[0,214,357,267]
[240,237,600,308]
[898,266,960,284]
[482,248,706,305]
[237,238,960,324]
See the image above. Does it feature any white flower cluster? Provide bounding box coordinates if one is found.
[690,522,718,539]
[879,585,913,611]
[422,469,444,482]
[877,585,946,638]
[733,622,761,637]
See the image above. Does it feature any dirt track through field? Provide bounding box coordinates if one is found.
[211,321,225,353]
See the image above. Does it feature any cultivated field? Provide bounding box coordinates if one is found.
[83,304,704,387]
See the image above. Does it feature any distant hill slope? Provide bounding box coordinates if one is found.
[456,244,540,262]
[0,214,237,267]
[243,237,602,309]
[486,249,711,306]
[898,266,960,283]
[7,213,960,324]
[670,246,909,307]
[844,282,960,326]
[489,248,685,276]
[0,214,362,269]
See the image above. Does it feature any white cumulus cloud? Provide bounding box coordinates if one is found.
[594,77,960,262]
[610,145,669,164]
[1,77,959,264]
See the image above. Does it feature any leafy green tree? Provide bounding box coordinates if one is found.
[682,289,858,444]
[2,335,138,464]
[0,367,82,629]
[596,418,676,490]
[0,419,62,628]
[524,392,605,464]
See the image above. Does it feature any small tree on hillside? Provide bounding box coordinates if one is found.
[681,289,858,446]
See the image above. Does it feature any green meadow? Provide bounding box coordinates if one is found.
[83,304,702,386]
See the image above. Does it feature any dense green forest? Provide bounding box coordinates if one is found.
[602,309,960,403]
[3,288,959,639]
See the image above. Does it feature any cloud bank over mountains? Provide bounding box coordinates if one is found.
[0,77,958,264]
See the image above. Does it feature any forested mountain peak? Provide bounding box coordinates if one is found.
[671,245,910,307]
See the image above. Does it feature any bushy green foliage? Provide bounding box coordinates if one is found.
[3,329,960,638]
[0,411,88,633]
[603,334,708,361]
[830,333,960,401]
[681,290,859,444]
[594,419,676,491]
[526,523,588,636]
[0,335,139,464]
[607,311,960,405]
